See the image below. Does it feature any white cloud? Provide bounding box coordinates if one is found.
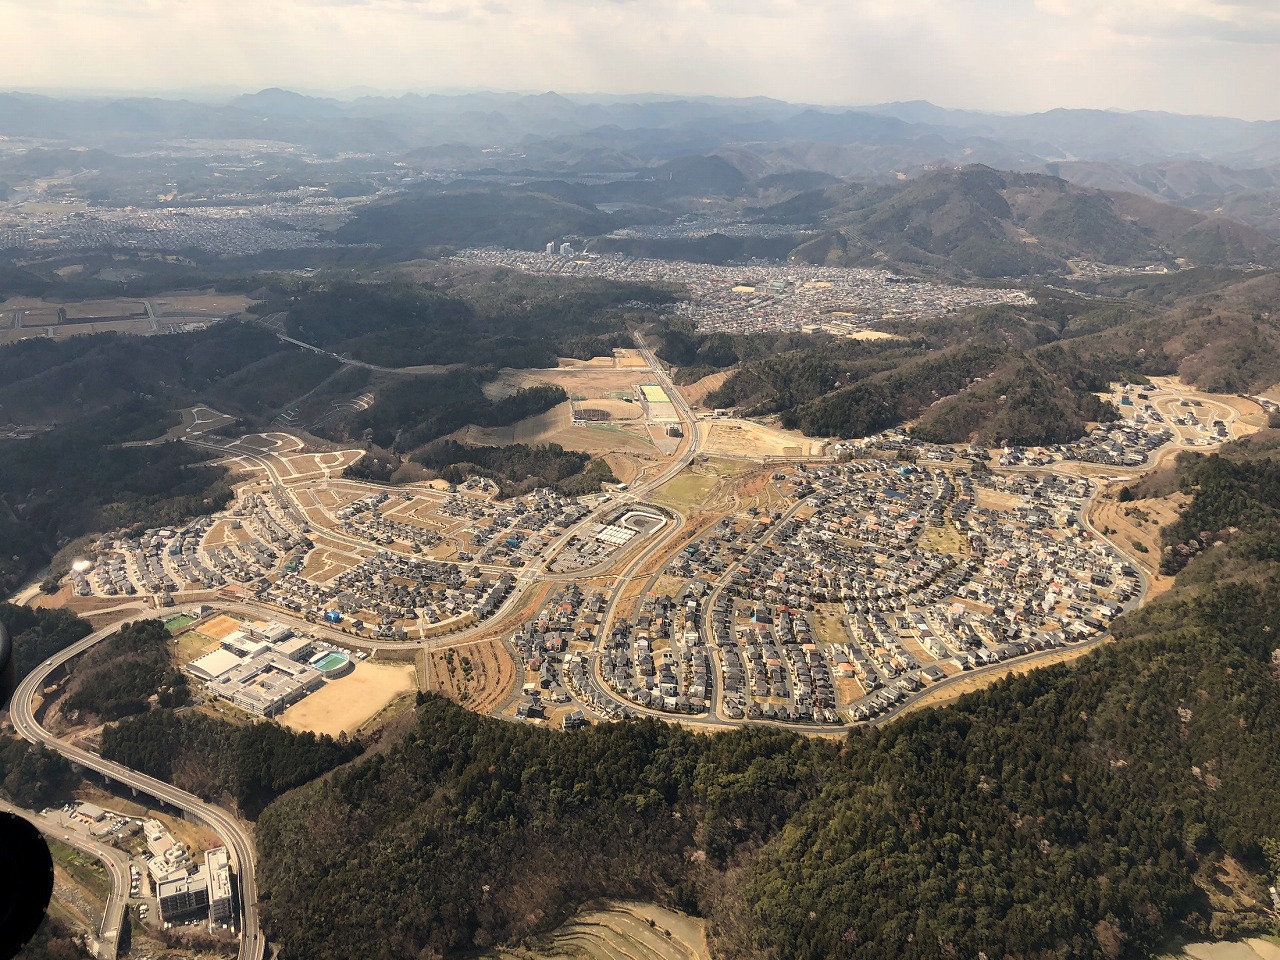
[0,0,1274,118]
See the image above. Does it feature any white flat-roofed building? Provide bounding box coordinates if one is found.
[187,648,244,682]
[206,652,324,717]
[206,847,235,925]
[244,621,293,645]
[220,629,272,660]
[273,635,315,663]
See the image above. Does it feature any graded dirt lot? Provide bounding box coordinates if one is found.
[482,366,650,402]
[576,398,642,420]
[279,662,418,737]
[425,636,517,713]
[149,292,252,317]
[1089,489,1189,600]
[454,402,658,458]
[60,298,147,320]
[700,418,825,458]
[676,370,732,409]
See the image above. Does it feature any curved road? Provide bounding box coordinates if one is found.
[0,797,131,960]
[9,619,266,960]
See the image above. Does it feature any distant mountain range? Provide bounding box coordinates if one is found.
[4,88,1280,254]
[2,88,1278,169]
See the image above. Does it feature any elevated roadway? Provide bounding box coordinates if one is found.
[9,618,266,960]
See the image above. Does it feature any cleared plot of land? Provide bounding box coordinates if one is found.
[614,349,649,368]
[1089,488,1188,600]
[676,370,732,409]
[300,548,356,583]
[60,298,146,320]
[699,419,822,458]
[454,403,658,458]
[425,636,517,713]
[174,630,217,666]
[482,366,651,402]
[575,398,642,420]
[484,900,708,960]
[149,292,252,317]
[279,662,417,737]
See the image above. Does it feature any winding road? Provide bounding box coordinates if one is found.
[9,619,266,960]
[0,797,131,960]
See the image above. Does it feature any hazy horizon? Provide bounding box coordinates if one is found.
[1,0,1278,121]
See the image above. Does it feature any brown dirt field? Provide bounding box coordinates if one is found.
[614,349,649,367]
[77,319,153,335]
[279,662,418,737]
[456,408,657,458]
[1171,941,1280,960]
[845,329,906,341]
[199,614,245,641]
[604,452,649,484]
[701,419,819,458]
[300,548,355,582]
[482,367,647,401]
[425,636,517,713]
[676,370,732,409]
[60,299,146,320]
[577,398,642,420]
[1089,490,1188,600]
[174,630,217,665]
[149,292,253,317]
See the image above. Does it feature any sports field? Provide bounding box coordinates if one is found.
[279,662,417,737]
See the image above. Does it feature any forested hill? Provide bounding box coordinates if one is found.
[659,271,1280,445]
[255,440,1280,960]
[768,165,1280,278]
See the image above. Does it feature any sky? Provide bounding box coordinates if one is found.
[1,0,1278,119]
